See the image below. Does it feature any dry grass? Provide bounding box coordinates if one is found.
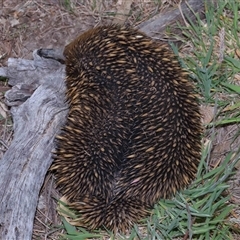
[0,0,239,239]
[0,1,181,239]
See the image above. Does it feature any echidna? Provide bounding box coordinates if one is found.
[51,25,202,233]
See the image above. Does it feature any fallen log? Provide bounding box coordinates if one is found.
[0,51,67,240]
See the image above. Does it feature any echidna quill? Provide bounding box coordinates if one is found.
[51,25,202,233]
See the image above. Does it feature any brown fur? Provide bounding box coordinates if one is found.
[51,25,202,233]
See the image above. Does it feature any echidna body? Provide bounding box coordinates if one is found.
[51,25,202,232]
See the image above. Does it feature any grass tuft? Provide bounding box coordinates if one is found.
[56,0,240,239]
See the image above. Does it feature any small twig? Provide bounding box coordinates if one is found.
[183,202,197,240]
[219,27,225,63]
[34,214,51,230]
[0,139,9,149]
[178,0,189,27]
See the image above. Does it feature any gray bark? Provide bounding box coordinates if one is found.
[138,0,216,39]
[0,51,67,240]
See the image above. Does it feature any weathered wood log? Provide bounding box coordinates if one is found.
[0,0,212,239]
[0,51,67,240]
[137,0,215,39]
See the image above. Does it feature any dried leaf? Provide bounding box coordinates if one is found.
[10,18,20,27]
[235,48,240,58]
[200,105,215,124]
[113,0,133,24]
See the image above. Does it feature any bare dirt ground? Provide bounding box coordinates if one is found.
[0,0,176,64]
[0,0,240,239]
